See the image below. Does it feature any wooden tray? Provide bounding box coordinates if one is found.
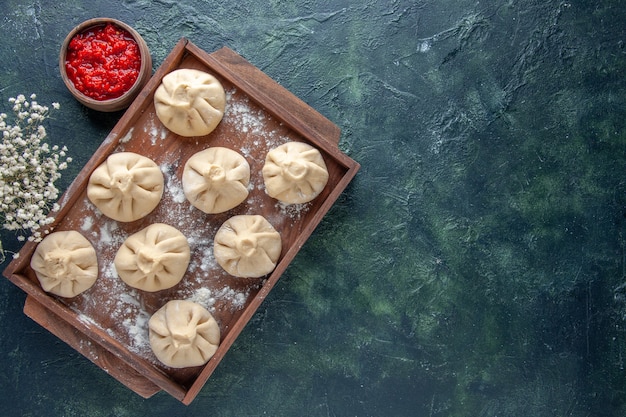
[3,39,359,404]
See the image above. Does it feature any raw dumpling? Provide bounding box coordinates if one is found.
[114,223,190,292]
[214,215,281,278]
[149,300,221,368]
[154,69,226,137]
[87,152,164,222]
[182,147,250,214]
[30,231,98,298]
[262,141,329,204]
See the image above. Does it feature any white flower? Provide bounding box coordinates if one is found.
[0,94,71,251]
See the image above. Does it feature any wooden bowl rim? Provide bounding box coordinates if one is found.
[59,17,152,112]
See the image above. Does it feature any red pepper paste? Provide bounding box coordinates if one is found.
[65,23,142,101]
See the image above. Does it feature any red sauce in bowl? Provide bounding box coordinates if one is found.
[65,23,142,101]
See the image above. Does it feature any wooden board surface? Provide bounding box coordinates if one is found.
[3,39,359,404]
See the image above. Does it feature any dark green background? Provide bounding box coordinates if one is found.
[2,0,626,416]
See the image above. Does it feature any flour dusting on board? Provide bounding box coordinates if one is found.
[277,201,311,220]
[224,88,290,154]
[124,310,151,355]
[120,127,134,143]
[144,113,169,146]
[161,163,186,204]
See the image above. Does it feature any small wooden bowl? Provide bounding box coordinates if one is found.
[59,18,152,112]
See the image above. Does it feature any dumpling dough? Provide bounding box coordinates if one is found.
[114,223,190,292]
[262,141,329,204]
[214,215,281,278]
[183,147,250,214]
[149,300,221,368]
[30,231,98,298]
[154,69,226,137]
[87,152,164,222]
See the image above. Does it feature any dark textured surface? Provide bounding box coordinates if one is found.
[2,1,626,416]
